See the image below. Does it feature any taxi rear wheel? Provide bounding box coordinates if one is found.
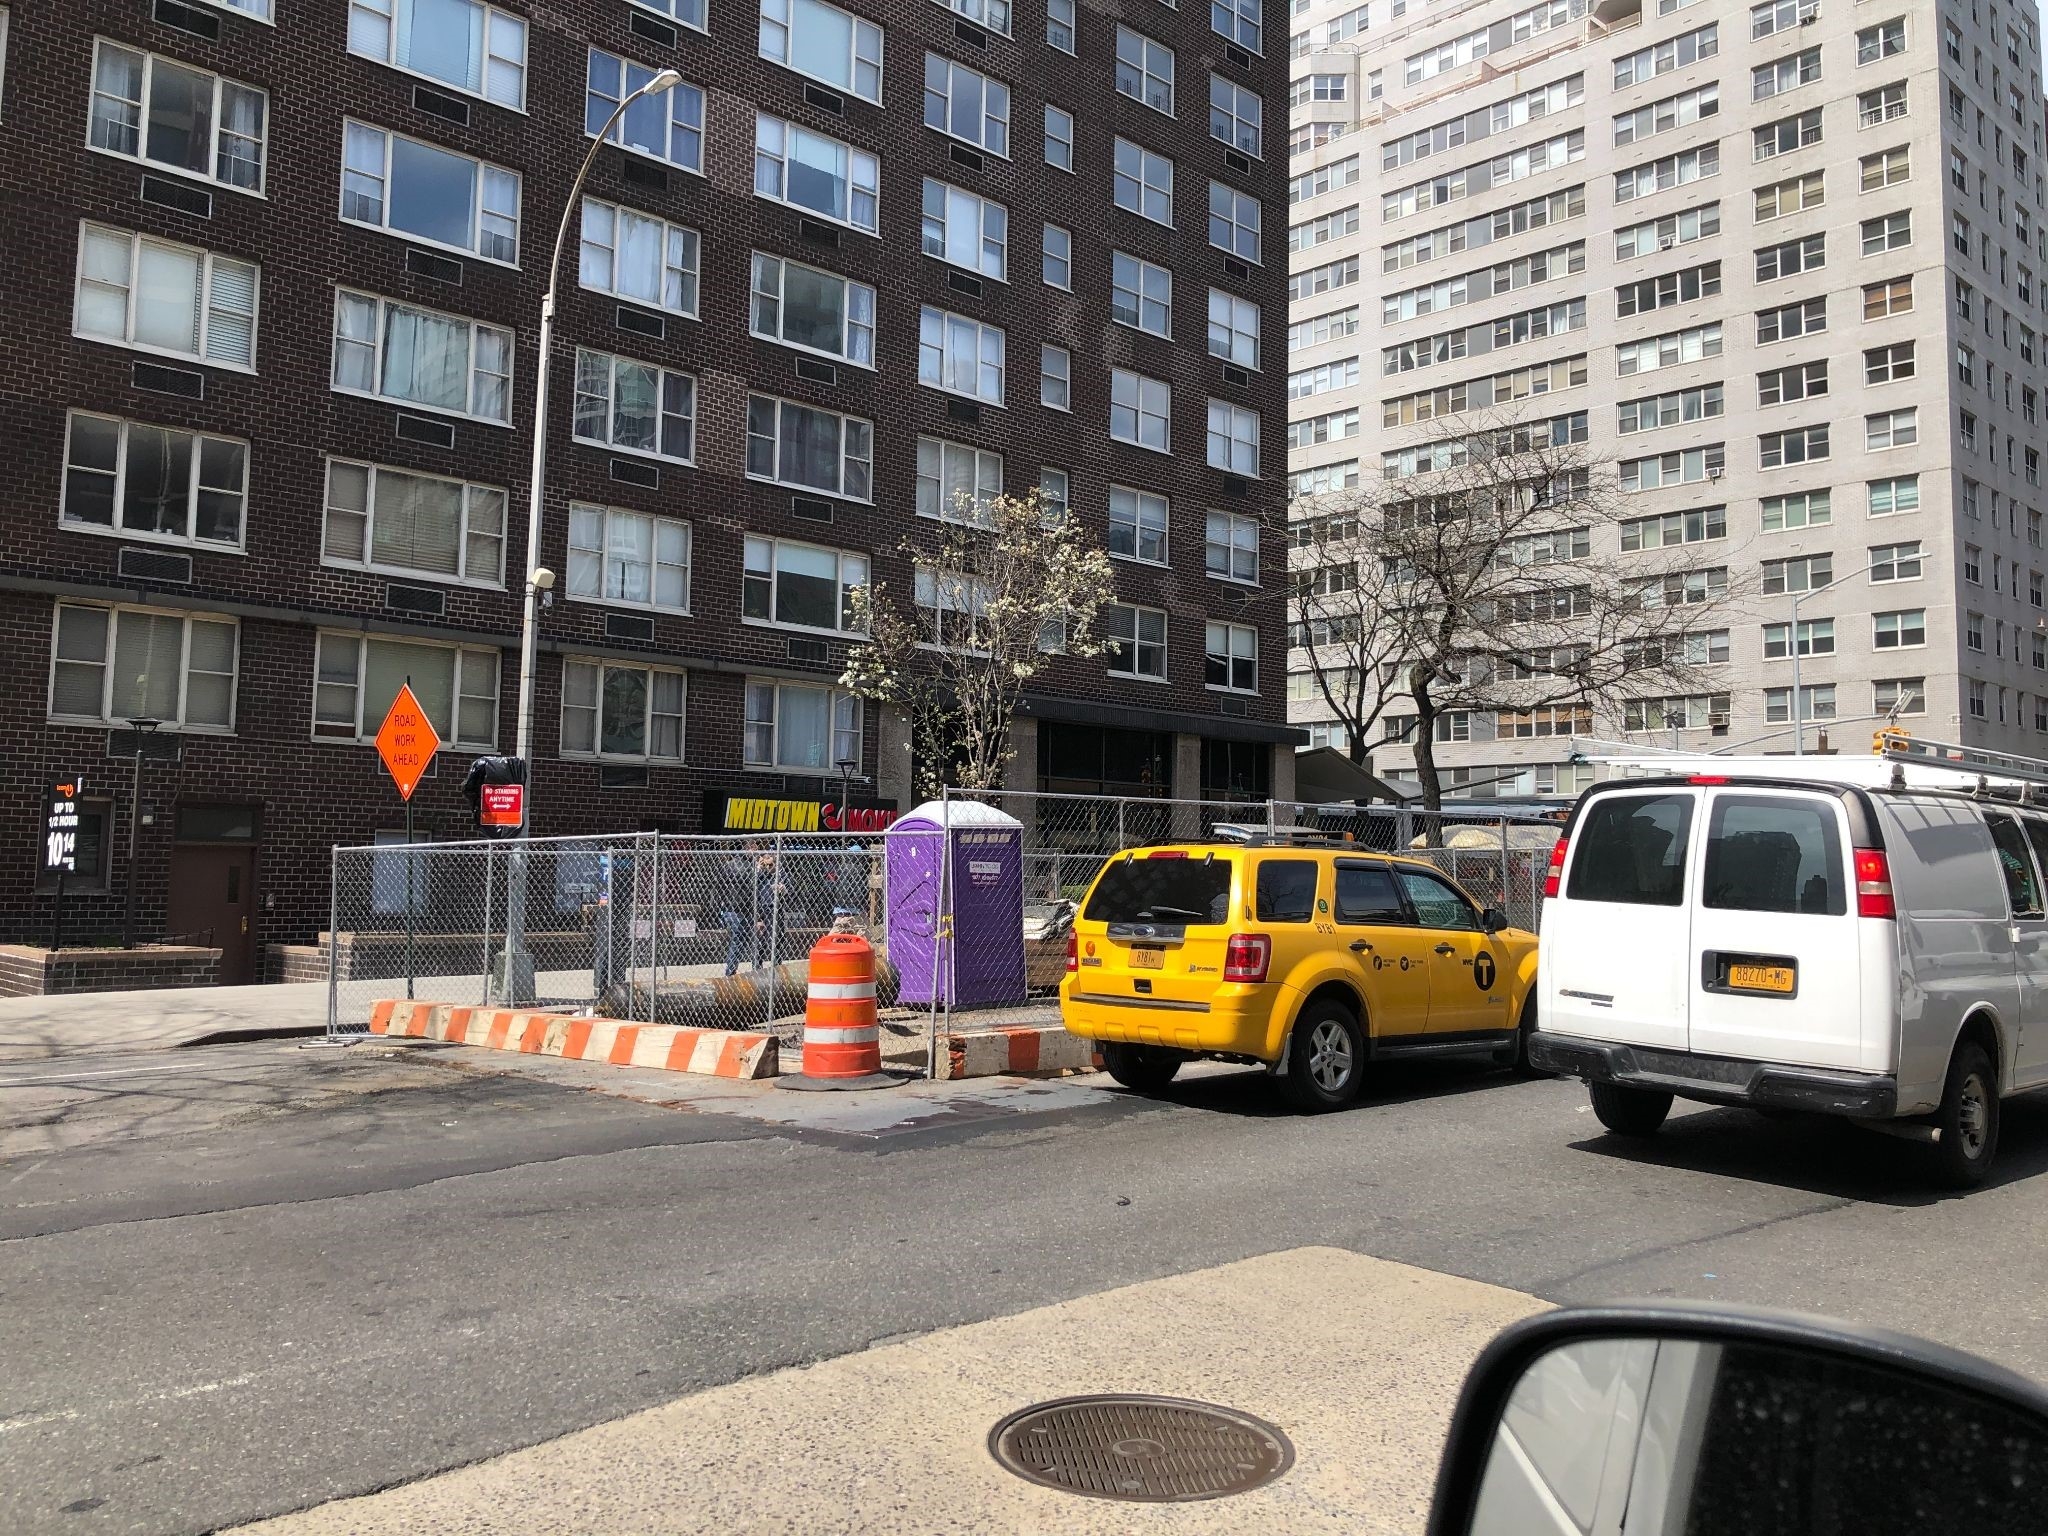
[1284,1001,1365,1112]
[1099,1042,1183,1094]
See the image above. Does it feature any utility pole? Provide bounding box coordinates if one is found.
[121,718,160,950]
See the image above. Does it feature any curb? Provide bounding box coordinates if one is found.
[368,999,779,1080]
[939,1026,1102,1081]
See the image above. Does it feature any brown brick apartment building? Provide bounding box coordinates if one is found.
[0,0,1294,980]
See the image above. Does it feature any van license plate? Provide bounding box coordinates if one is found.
[1129,947,1165,970]
[1729,963,1795,994]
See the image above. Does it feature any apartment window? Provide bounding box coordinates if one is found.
[1209,181,1261,261]
[918,305,1005,404]
[1213,0,1262,53]
[743,537,867,635]
[1205,509,1259,584]
[1292,205,1360,252]
[1860,210,1911,255]
[323,459,505,584]
[1042,225,1071,289]
[1864,342,1914,384]
[1114,26,1175,114]
[1208,289,1259,368]
[1969,680,1987,720]
[1756,234,1825,281]
[1291,305,1361,352]
[1291,73,1349,106]
[566,504,690,613]
[1615,24,1718,89]
[916,437,1002,524]
[1863,275,1911,318]
[88,41,266,193]
[744,681,860,770]
[1964,545,1983,584]
[1868,540,1922,583]
[747,252,874,365]
[1205,622,1258,693]
[1952,213,1970,256]
[580,199,699,317]
[1753,48,1822,102]
[755,113,877,232]
[1105,604,1168,680]
[1967,612,1985,651]
[1210,75,1262,157]
[913,567,993,651]
[1621,506,1726,551]
[923,53,1008,154]
[1039,344,1071,411]
[761,0,881,102]
[1858,82,1908,126]
[1756,297,1826,344]
[745,394,872,499]
[1197,403,1267,486]
[331,289,509,422]
[1750,0,1816,40]
[1856,18,1906,64]
[588,51,702,171]
[1615,262,1720,317]
[341,122,518,263]
[1760,424,1830,468]
[1110,369,1171,452]
[1860,147,1910,190]
[1763,619,1834,659]
[1111,252,1172,336]
[1874,678,1925,715]
[1754,108,1823,161]
[76,225,256,370]
[347,0,526,108]
[1765,684,1835,722]
[62,412,246,550]
[633,0,706,26]
[572,349,694,462]
[1620,445,1725,491]
[313,632,497,747]
[1618,385,1723,433]
[1761,490,1829,532]
[1046,0,1074,52]
[1113,139,1174,225]
[560,659,684,762]
[1613,145,1719,203]
[1960,412,1977,450]
[1757,360,1827,406]
[921,179,1007,279]
[1616,323,1722,376]
[1038,467,1069,524]
[1043,104,1074,171]
[1866,408,1916,450]
[1636,568,1729,607]
[1762,552,1832,594]
[1108,486,1170,564]
[1859,477,1917,522]
[52,604,237,732]
[1613,84,1720,148]
[1754,171,1824,219]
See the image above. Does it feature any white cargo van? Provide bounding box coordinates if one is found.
[1533,744,2048,1186]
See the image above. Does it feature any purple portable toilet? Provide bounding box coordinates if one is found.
[885,800,1026,1008]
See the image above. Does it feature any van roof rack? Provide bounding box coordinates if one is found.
[1878,733,2048,794]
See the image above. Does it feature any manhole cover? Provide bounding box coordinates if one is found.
[988,1393,1293,1502]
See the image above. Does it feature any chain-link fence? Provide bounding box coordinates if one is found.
[325,794,1562,1070]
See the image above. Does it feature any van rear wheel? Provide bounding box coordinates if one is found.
[1099,1042,1183,1095]
[1589,1081,1673,1138]
[1930,1042,1999,1189]
[1284,1001,1365,1112]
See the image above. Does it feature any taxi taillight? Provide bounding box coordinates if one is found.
[1224,933,1272,983]
[1543,836,1568,899]
[1855,848,1896,919]
[1065,932,1078,973]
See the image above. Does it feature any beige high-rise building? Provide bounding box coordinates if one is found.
[1286,0,2048,795]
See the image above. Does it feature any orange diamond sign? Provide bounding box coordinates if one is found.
[375,683,441,802]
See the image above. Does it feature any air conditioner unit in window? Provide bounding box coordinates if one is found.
[1709,712,1731,732]
[1707,466,1724,479]
[1659,235,1676,249]
[1800,12,1817,24]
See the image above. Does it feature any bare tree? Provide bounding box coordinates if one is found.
[842,489,1115,798]
[1282,407,1739,811]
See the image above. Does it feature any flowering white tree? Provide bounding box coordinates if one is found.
[842,490,1115,797]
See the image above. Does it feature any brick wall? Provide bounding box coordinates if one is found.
[0,943,220,997]
[0,0,1292,952]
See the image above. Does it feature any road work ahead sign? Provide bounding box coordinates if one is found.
[375,685,440,802]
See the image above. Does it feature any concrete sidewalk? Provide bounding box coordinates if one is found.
[0,983,330,1064]
[238,1248,1546,1535]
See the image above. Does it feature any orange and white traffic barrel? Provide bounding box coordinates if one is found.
[778,932,902,1091]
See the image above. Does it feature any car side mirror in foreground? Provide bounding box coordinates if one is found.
[1427,1305,2048,1536]
[1481,906,1508,934]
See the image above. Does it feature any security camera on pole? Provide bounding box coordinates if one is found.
[497,65,685,1005]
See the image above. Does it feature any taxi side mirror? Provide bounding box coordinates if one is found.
[1481,906,1508,934]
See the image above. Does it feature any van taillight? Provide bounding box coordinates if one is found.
[1223,933,1272,983]
[1543,836,1568,899]
[1066,932,1078,973]
[1854,849,1896,919]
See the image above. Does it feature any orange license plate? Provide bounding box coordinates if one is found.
[1128,947,1165,970]
[1729,963,1795,994]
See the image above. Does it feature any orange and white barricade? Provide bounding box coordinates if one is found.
[778,932,902,1091]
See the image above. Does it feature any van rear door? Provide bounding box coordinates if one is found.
[1545,788,1700,1051]
[1687,789,1864,1070]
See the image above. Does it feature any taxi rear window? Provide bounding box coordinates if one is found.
[1084,856,1234,925]
[1256,860,1318,923]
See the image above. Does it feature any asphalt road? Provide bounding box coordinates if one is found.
[6,1041,2048,1534]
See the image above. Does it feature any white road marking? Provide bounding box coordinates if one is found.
[0,1059,281,1088]
[0,1409,81,1433]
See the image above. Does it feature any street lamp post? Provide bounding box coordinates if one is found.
[498,68,685,1005]
[1788,558,1884,755]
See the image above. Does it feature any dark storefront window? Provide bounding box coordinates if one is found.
[1039,722,1173,796]
[1202,738,1271,802]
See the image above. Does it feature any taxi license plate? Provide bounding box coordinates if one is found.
[1129,947,1165,971]
[1729,963,1795,994]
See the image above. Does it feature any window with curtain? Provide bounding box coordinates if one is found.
[50,603,237,730]
[313,631,498,745]
[565,504,690,612]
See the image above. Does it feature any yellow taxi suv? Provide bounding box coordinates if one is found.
[1060,834,1541,1111]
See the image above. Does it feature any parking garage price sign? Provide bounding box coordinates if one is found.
[43,776,83,951]
[374,685,440,999]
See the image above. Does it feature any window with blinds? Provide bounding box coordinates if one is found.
[322,460,506,584]
[49,603,237,730]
